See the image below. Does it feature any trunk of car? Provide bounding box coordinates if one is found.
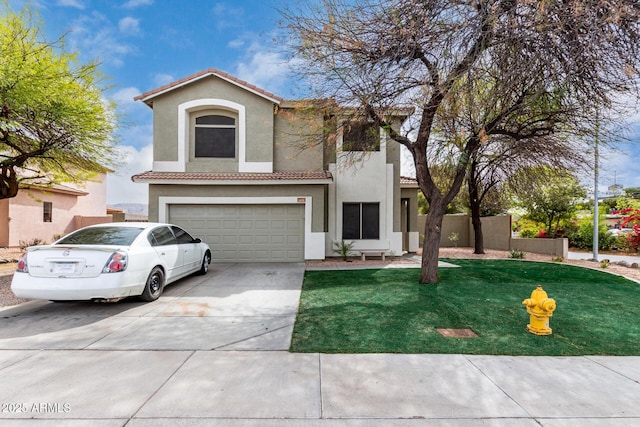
[25,246,118,278]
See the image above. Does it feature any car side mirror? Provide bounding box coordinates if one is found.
[193,238,202,243]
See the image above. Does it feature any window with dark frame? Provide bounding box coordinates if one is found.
[342,202,380,240]
[43,201,52,223]
[194,114,236,158]
[149,226,177,246]
[342,121,380,152]
[172,226,195,244]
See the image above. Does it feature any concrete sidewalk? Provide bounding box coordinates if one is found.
[0,350,639,425]
[568,250,640,265]
[1,262,639,426]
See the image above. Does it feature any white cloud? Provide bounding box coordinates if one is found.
[235,49,294,96]
[598,143,640,191]
[153,73,175,87]
[122,0,153,8]
[212,3,244,30]
[118,16,140,35]
[111,86,141,105]
[57,0,84,9]
[67,12,136,67]
[228,38,245,49]
[107,143,152,205]
[110,86,150,121]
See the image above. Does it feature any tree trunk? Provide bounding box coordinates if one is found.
[420,202,446,284]
[468,159,485,254]
[470,201,484,254]
[0,166,19,199]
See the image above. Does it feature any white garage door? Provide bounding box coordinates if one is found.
[168,204,305,262]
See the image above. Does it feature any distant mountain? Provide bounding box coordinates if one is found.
[109,203,148,215]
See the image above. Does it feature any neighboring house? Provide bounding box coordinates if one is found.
[132,68,419,262]
[0,173,113,247]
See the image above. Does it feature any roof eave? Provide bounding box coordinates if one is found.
[135,70,282,106]
[131,177,333,185]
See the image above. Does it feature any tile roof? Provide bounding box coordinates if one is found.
[132,171,333,183]
[400,176,419,186]
[134,68,283,105]
[19,181,89,196]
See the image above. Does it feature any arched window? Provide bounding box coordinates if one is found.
[194,114,236,158]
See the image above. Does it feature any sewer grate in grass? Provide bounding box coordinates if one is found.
[436,328,478,338]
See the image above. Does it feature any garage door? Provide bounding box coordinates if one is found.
[168,204,305,262]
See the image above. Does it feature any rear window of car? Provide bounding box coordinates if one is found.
[56,227,145,245]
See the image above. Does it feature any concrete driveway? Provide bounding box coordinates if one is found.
[0,262,305,351]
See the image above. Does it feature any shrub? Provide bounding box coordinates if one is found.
[536,228,548,238]
[519,228,536,238]
[19,238,47,250]
[612,208,640,253]
[333,240,355,261]
[514,219,543,238]
[566,219,618,250]
[509,249,525,259]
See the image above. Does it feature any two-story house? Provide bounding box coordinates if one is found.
[132,68,419,262]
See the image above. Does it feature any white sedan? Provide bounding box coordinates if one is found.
[11,222,211,302]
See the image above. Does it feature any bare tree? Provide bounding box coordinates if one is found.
[281,0,640,283]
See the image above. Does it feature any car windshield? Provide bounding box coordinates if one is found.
[56,227,145,246]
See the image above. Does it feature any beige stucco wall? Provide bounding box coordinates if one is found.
[386,125,402,232]
[148,184,327,233]
[439,214,472,247]
[150,76,275,172]
[419,213,510,248]
[400,188,419,232]
[418,214,565,256]
[273,106,325,172]
[470,215,511,251]
[510,237,568,258]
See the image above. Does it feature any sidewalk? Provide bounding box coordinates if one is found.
[1,349,639,425]
[568,250,640,264]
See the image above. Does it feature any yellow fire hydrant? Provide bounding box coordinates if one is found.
[522,285,556,336]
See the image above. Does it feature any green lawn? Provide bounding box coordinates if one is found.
[290,259,640,355]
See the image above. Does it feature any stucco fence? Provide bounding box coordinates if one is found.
[418,214,568,258]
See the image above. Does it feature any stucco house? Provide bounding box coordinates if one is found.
[0,173,113,247]
[132,68,419,262]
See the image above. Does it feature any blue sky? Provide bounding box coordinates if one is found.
[6,0,640,205]
[10,0,296,205]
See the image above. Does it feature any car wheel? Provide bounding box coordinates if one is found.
[197,252,211,275]
[140,266,164,302]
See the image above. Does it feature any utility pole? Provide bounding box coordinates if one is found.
[593,113,599,261]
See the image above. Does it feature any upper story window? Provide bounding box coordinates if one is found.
[43,201,52,223]
[194,114,236,158]
[342,121,380,152]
